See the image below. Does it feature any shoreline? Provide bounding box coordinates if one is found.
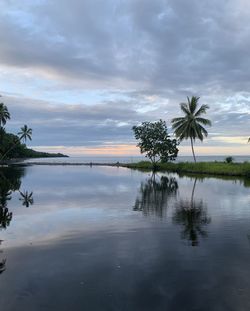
[2,160,250,179]
[10,162,120,166]
[124,161,250,178]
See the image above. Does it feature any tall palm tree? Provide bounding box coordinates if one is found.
[0,103,10,128]
[171,96,211,162]
[18,125,32,143]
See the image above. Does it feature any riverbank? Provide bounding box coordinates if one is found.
[124,161,250,177]
[4,160,250,178]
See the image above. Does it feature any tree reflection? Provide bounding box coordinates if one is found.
[133,174,178,218]
[0,167,34,211]
[0,258,6,274]
[19,191,34,207]
[0,207,12,230]
[173,178,211,246]
[0,166,34,274]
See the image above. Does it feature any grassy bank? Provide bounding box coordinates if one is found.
[124,161,250,177]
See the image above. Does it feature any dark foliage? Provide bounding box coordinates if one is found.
[132,120,179,164]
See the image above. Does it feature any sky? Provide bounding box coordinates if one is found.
[1,0,250,157]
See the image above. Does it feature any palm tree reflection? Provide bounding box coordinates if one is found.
[19,191,34,207]
[0,166,34,274]
[0,168,34,210]
[173,178,211,246]
[133,174,178,218]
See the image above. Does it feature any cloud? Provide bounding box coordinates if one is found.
[2,92,249,156]
[3,94,173,148]
[0,0,250,92]
[0,0,250,155]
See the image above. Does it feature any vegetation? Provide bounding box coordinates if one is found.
[0,102,32,161]
[225,156,234,163]
[18,124,32,143]
[0,102,10,127]
[125,161,250,178]
[17,149,68,159]
[132,119,179,165]
[171,96,211,162]
[0,102,67,162]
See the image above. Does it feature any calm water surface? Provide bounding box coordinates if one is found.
[1,165,250,310]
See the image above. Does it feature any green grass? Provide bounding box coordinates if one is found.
[124,161,250,178]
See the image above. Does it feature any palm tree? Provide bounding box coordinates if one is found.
[171,96,211,162]
[18,125,32,143]
[0,103,10,129]
[0,125,32,161]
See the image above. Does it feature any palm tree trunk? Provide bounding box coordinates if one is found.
[190,137,196,162]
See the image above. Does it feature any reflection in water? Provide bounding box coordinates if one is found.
[0,167,34,210]
[19,191,34,207]
[0,258,6,274]
[0,180,12,230]
[133,174,178,217]
[0,168,23,230]
[173,178,211,246]
[0,166,250,310]
[0,206,12,230]
[133,175,211,246]
[0,166,34,274]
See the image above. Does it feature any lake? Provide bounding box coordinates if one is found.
[1,165,250,310]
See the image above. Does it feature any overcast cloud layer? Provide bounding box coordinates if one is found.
[1,0,250,156]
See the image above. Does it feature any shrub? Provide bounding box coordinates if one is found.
[225,156,234,164]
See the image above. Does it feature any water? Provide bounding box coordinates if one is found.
[21,154,250,164]
[1,165,250,310]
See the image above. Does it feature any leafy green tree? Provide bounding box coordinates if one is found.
[132,120,179,165]
[0,103,10,128]
[171,96,211,162]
